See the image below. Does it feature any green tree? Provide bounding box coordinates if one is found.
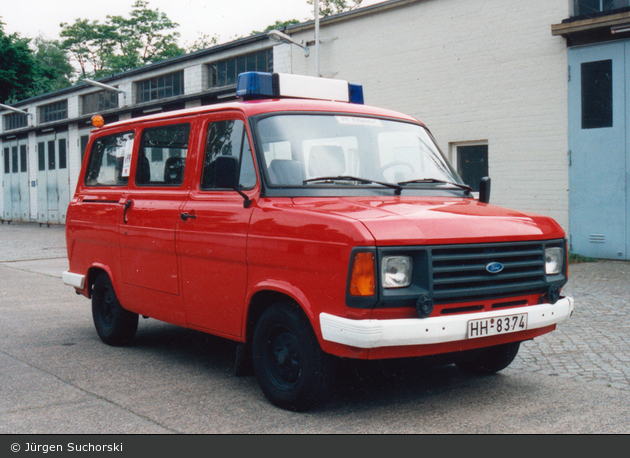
[0,21,73,102]
[0,21,37,103]
[184,33,219,53]
[107,0,185,68]
[253,1,362,36]
[31,37,74,94]
[308,0,363,17]
[252,19,301,36]
[60,0,185,78]
[59,18,118,78]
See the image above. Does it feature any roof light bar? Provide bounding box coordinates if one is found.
[236,72,364,104]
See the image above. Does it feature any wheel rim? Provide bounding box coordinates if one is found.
[265,327,302,390]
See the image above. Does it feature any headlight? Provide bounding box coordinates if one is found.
[545,247,564,275]
[381,256,412,288]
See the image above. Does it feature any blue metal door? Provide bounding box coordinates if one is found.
[568,41,628,260]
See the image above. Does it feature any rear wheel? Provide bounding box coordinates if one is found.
[252,302,334,411]
[92,273,138,346]
[456,342,521,375]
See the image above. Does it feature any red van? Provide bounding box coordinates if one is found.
[63,72,574,411]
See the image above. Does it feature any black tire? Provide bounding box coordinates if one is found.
[456,341,521,375]
[92,273,138,346]
[252,302,334,412]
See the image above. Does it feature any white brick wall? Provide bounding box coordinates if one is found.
[273,44,293,74]
[289,0,570,230]
[184,65,206,94]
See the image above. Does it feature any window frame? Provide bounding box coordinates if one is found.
[581,59,613,130]
[450,141,489,194]
[81,90,119,115]
[199,117,257,191]
[84,131,135,187]
[207,49,273,89]
[3,112,28,131]
[572,0,630,17]
[136,72,184,104]
[39,100,68,124]
[134,122,192,188]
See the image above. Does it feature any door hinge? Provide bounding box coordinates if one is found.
[568,65,571,82]
[568,150,572,166]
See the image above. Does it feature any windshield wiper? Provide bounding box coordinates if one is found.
[304,176,402,195]
[398,178,472,193]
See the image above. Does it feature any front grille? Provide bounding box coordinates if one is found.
[430,242,547,303]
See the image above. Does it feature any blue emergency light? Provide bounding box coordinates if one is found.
[236,72,364,104]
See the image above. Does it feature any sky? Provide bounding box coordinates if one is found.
[1,0,384,48]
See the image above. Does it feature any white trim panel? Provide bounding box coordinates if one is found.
[62,271,85,289]
[278,73,350,102]
[320,297,574,349]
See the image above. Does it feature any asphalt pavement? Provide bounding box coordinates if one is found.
[1,221,629,434]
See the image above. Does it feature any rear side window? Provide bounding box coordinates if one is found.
[201,119,256,189]
[136,123,191,186]
[85,132,134,187]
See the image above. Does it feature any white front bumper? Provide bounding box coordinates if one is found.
[320,296,574,349]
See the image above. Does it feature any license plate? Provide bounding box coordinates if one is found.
[467,313,528,339]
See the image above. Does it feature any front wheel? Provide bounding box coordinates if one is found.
[92,273,138,346]
[252,302,334,412]
[456,342,521,375]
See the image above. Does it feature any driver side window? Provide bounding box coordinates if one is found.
[201,119,257,189]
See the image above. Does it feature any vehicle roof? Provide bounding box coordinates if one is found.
[94,97,423,132]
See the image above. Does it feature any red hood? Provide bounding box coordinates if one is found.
[291,196,565,246]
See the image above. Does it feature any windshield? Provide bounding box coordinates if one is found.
[255,114,464,194]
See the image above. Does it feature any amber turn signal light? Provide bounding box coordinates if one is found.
[91,114,105,128]
[349,251,376,297]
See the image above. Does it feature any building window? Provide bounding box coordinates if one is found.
[3,148,9,174]
[456,144,488,193]
[58,138,67,169]
[12,146,18,173]
[573,0,630,16]
[38,142,46,171]
[3,112,28,131]
[208,49,273,88]
[20,145,27,172]
[82,90,119,115]
[136,72,184,104]
[39,101,68,124]
[48,140,56,170]
[581,60,613,129]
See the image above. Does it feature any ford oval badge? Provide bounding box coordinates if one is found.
[486,262,504,274]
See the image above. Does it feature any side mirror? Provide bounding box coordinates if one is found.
[479,176,491,204]
[213,155,253,208]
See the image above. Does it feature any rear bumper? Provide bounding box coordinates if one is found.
[320,296,574,349]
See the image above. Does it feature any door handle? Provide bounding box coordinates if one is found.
[123,200,133,224]
[180,212,197,221]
